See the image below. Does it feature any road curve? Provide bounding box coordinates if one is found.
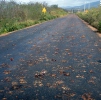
[0,14,101,100]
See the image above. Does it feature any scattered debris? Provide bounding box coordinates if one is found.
[10,58,14,61]
[82,93,94,100]
[3,70,11,74]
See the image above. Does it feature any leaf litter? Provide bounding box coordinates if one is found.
[0,15,101,100]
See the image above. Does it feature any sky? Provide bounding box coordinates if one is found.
[7,0,100,7]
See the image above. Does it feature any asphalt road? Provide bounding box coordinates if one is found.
[0,14,101,100]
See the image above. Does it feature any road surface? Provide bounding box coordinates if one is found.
[0,14,101,100]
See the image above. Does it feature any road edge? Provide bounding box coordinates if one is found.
[0,15,68,37]
[77,15,101,38]
[0,21,48,37]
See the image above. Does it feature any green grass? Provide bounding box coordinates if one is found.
[0,20,36,34]
[98,21,101,32]
[0,1,67,35]
[77,7,101,32]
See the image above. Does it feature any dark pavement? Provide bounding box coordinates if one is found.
[0,14,101,100]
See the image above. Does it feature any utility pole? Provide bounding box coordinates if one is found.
[84,2,86,12]
[86,1,90,10]
[72,9,73,13]
[89,2,90,9]
[100,0,101,6]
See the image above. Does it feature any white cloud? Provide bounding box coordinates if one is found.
[7,0,99,7]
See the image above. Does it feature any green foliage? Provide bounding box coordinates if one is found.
[77,7,101,32]
[98,21,101,32]
[51,5,58,9]
[0,20,36,34]
[40,13,56,21]
[0,1,67,35]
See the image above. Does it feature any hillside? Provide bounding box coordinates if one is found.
[65,1,100,10]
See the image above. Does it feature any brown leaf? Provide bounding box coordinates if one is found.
[81,35,85,38]
[63,72,70,76]
[58,69,65,74]
[3,70,11,74]
[62,86,70,90]
[55,94,62,98]
[7,91,13,95]
[51,59,56,62]
[51,74,56,77]
[10,58,14,61]
[19,79,27,84]
[61,60,67,63]
[68,52,72,56]
[4,77,12,82]
[65,49,70,52]
[56,80,64,85]
[33,80,43,87]
[89,70,93,73]
[2,98,7,100]
[55,48,59,51]
[0,90,4,93]
[82,93,94,100]
[54,52,58,54]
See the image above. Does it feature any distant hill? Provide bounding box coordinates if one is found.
[65,1,100,10]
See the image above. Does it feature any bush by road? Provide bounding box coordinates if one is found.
[0,1,67,35]
[77,7,101,32]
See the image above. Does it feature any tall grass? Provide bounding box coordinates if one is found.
[0,1,67,35]
[77,7,101,32]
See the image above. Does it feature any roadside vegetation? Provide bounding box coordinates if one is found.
[77,7,101,32]
[0,1,67,35]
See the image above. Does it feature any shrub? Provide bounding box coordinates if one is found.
[0,1,67,34]
[40,13,56,21]
[98,21,101,32]
[77,7,101,32]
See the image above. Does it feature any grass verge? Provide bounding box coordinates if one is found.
[77,7,101,33]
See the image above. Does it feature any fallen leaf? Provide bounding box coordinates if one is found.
[33,80,43,87]
[63,72,70,76]
[51,74,56,77]
[4,77,12,82]
[81,35,85,38]
[51,59,56,62]
[54,52,58,54]
[55,94,62,98]
[89,70,93,73]
[19,79,27,84]
[2,98,7,100]
[56,80,64,85]
[82,93,94,100]
[10,58,14,61]
[61,60,67,63]
[62,86,70,90]
[3,70,11,74]
[76,74,84,78]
